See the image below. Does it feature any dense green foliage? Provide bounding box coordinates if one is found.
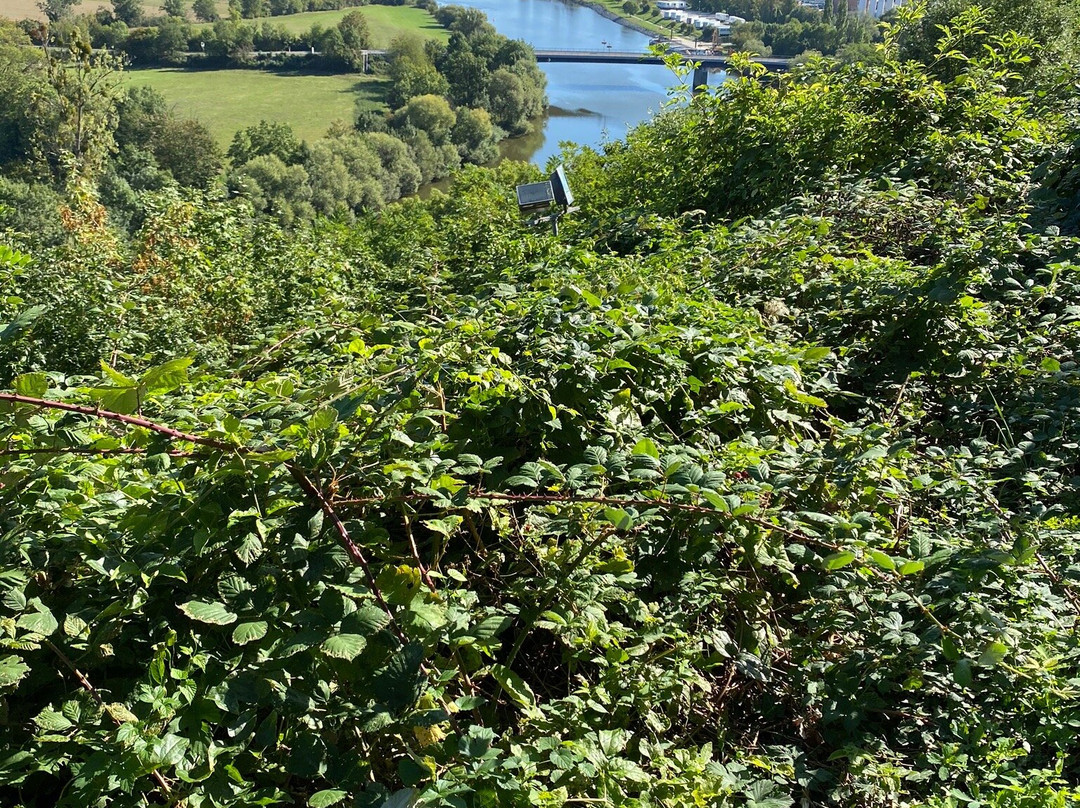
[0,4,543,228]
[3,2,1080,807]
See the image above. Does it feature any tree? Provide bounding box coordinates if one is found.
[451,106,499,165]
[112,0,143,26]
[163,0,186,18]
[207,19,255,63]
[303,135,384,217]
[155,16,192,62]
[387,34,449,107]
[36,0,78,22]
[240,0,267,20]
[362,131,422,200]
[30,37,125,181]
[114,85,169,150]
[228,153,313,224]
[153,118,222,187]
[438,37,489,108]
[0,25,43,173]
[227,120,303,166]
[330,10,371,71]
[392,94,455,146]
[192,0,218,22]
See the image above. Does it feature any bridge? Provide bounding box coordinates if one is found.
[533,49,789,70]
[531,49,790,92]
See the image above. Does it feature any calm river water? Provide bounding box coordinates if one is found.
[444,0,697,166]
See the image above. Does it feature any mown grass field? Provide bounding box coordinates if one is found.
[125,68,389,145]
[1,0,446,48]
[219,6,449,47]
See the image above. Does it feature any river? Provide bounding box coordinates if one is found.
[444,0,699,167]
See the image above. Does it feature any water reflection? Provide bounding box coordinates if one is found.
[444,0,699,166]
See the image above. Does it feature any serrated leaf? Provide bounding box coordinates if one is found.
[17,599,58,637]
[105,702,139,723]
[349,604,391,635]
[140,358,192,395]
[1,588,26,611]
[632,438,660,459]
[702,490,730,512]
[14,372,48,398]
[34,707,72,732]
[0,655,30,688]
[310,790,348,808]
[179,600,237,626]
[898,560,925,575]
[822,551,856,571]
[232,621,268,645]
[322,634,367,661]
[909,533,931,559]
[150,734,189,767]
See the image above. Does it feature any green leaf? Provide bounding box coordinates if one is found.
[99,360,135,387]
[898,560,925,576]
[0,655,30,688]
[802,346,831,362]
[953,659,973,688]
[348,604,391,636]
[232,621,268,645]
[179,600,237,626]
[490,663,537,710]
[141,358,192,395]
[380,789,417,808]
[822,551,856,570]
[13,372,48,398]
[868,550,895,571]
[150,734,189,767]
[702,490,730,512]
[603,508,634,532]
[322,634,367,661]
[909,533,931,559]
[1040,357,1061,372]
[34,707,73,732]
[309,790,348,807]
[17,599,58,637]
[308,406,338,432]
[631,438,660,459]
[978,640,1007,667]
[941,635,960,661]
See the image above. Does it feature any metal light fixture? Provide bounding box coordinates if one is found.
[516,165,577,235]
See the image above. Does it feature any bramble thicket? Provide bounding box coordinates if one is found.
[3,1,1080,806]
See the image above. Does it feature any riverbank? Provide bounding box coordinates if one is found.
[562,0,701,48]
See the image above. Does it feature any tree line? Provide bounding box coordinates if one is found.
[0,3,546,230]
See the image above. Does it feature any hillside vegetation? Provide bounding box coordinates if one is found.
[2,2,1080,807]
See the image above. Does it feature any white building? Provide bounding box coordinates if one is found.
[659,8,745,29]
[656,1,689,9]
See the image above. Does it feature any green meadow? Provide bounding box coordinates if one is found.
[221,5,449,47]
[116,5,447,147]
[125,68,389,145]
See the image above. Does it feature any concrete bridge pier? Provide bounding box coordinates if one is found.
[692,64,709,96]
